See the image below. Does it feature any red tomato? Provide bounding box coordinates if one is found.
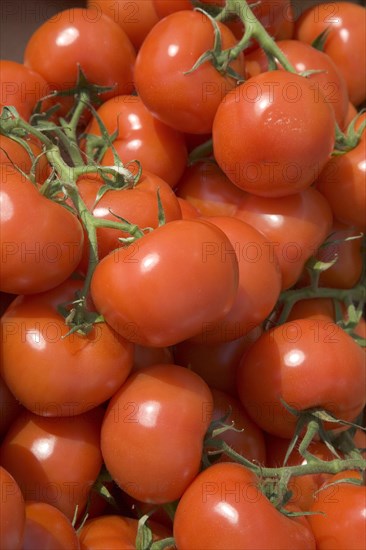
[210,388,266,464]
[244,39,349,128]
[0,61,51,121]
[0,134,49,183]
[78,514,172,550]
[0,375,23,438]
[134,10,245,134]
[173,330,262,397]
[175,161,247,217]
[189,215,281,343]
[132,343,174,372]
[173,462,316,549]
[342,101,357,130]
[177,197,200,219]
[213,70,336,197]
[0,165,84,294]
[237,319,366,438]
[308,471,366,549]
[89,0,159,50]
[23,501,79,550]
[90,219,239,347]
[235,187,333,290]
[85,95,187,187]
[316,114,366,233]
[101,364,213,503]
[0,279,134,416]
[0,466,25,550]
[294,2,366,106]
[77,171,182,271]
[24,8,136,101]
[0,408,103,521]
[265,435,336,511]
[152,0,192,18]
[301,221,363,289]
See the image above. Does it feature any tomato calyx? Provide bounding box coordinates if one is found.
[136,514,175,550]
[334,109,366,155]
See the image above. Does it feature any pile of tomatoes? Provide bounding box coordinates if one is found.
[0,0,365,548]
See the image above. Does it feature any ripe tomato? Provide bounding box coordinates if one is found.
[173,462,316,549]
[294,2,366,106]
[300,221,363,290]
[213,70,336,197]
[244,39,349,128]
[189,215,281,343]
[0,466,25,550]
[235,186,333,290]
[175,161,247,217]
[0,61,51,121]
[0,408,103,521]
[265,435,335,511]
[90,219,239,347]
[0,279,134,417]
[173,329,261,397]
[177,197,200,219]
[0,165,84,295]
[76,171,182,271]
[89,0,159,50]
[134,10,244,134]
[237,319,366,438]
[101,364,213,503]
[0,375,23,438]
[78,514,172,549]
[308,470,366,549]
[23,501,79,550]
[316,114,366,233]
[85,95,187,187]
[152,0,192,18]
[0,134,49,183]
[210,388,266,464]
[24,8,136,101]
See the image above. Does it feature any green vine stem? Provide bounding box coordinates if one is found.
[214,0,297,73]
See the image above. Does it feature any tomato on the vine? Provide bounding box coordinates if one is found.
[134,10,245,134]
[101,363,213,503]
[90,219,239,347]
[173,462,316,549]
[237,318,366,438]
[23,501,79,550]
[0,165,84,295]
[0,466,25,550]
[213,70,336,197]
[0,279,134,417]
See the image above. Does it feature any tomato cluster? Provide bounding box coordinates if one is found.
[1,1,365,549]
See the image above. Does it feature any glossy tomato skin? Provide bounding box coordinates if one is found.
[0,408,103,521]
[175,161,247,217]
[0,166,84,294]
[77,171,182,272]
[237,319,366,438]
[294,2,366,106]
[173,462,316,549]
[0,466,26,550]
[23,501,79,550]
[0,61,51,121]
[91,219,239,347]
[24,8,136,101]
[308,471,366,550]
[0,279,134,417]
[190,215,281,344]
[78,514,172,550]
[85,95,187,187]
[134,11,244,134]
[213,71,336,197]
[101,364,214,503]
[316,115,366,233]
[89,0,159,50]
[244,39,349,128]
[235,186,333,290]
